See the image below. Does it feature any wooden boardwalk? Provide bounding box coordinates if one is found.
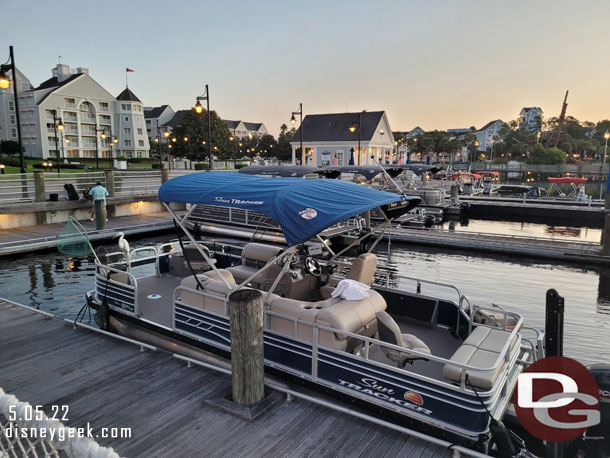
[0,212,176,257]
[0,301,453,458]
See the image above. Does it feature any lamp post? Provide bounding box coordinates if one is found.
[110,133,117,163]
[290,103,303,165]
[348,112,362,165]
[93,126,106,170]
[184,136,192,169]
[0,46,25,173]
[603,131,609,167]
[63,134,68,162]
[51,110,64,174]
[536,131,541,144]
[155,136,161,169]
[164,131,171,169]
[194,84,212,169]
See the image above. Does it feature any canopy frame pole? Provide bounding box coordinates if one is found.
[372,157,409,199]
[316,235,336,257]
[331,229,374,260]
[367,219,391,253]
[181,204,198,223]
[233,247,295,293]
[262,247,297,305]
[162,202,232,289]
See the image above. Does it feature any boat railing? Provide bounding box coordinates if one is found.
[94,263,140,317]
[172,285,523,397]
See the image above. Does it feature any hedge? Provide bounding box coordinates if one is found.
[0,155,22,167]
[234,163,248,169]
[194,162,210,170]
[32,162,84,170]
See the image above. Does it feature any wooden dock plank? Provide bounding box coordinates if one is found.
[0,301,452,458]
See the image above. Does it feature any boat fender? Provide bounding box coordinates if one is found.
[490,419,519,458]
[99,297,110,331]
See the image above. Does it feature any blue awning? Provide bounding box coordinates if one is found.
[158,172,404,246]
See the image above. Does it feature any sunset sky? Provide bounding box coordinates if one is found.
[3,0,610,136]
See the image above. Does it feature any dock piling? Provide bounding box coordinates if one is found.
[544,289,564,357]
[95,199,107,230]
[229,289,265,406]
[603,212,610,256]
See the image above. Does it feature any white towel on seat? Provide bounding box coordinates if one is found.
[331,279,370,301]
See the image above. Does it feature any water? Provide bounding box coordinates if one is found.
[1,225,608,366]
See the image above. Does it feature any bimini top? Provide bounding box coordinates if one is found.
[158,172,405,246]
[548,177,587,184]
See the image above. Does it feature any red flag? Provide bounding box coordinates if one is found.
[126,68,135,72]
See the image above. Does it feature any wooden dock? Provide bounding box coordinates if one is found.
[0,300,454,458]
[385,226,610,265]
[0,212,177,257]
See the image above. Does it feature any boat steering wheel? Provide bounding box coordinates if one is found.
[304,256,321,277]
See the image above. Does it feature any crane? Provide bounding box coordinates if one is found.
[549,91,569,148]
[112,232,131,271]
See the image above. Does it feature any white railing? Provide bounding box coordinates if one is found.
[0,173,35,203]
[0,387,121,458]
[114,171,162,196]
[43,172,105,200]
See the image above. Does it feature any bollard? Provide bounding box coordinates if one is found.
[229,289,264,406]
[544,289,564,357]
[95,200,107,230]
[34,171,46,202]
[161,168,169,183]
[361,210,371,228]
[603,211,610,256]
[104,170,115,197]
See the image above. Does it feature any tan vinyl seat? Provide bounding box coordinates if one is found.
[442,326,518,390]
[182,244,217,272]
[321,253,378,299]
[376,311,431,367]
[268,289,387,351]
[226,243,283,285]
[179,269,236,315]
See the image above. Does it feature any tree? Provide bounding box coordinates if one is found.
[527,146,566,165]
[275,123,295,161]
[0,140,22,156]
[168,109,234,160]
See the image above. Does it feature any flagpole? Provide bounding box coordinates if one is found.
[125,69,128,88]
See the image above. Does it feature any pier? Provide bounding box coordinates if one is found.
[0,299,456,458]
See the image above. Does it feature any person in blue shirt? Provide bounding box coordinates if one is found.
[88,181,109,221]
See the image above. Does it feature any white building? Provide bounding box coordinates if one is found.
[144,104,175,141]
[474,119,505,151]
[290,111,395,166]
[4,63,149,159]
[405,126,425,138]
[223,120,269,139]
[520,107,543,129]
[0,68,32,143]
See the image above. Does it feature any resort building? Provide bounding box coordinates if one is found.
[474,119,505,151]
[0,68,32,143]
[144,105,175,142]
[520,107,543,129]
[290,111,395,166]
[4,63,149,159]
[223,120,269,139]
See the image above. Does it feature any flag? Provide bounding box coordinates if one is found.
[126,68,135,72]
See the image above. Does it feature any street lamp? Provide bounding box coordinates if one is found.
[290,103,303,165]
[51,110,64,174]
[194,84,212,169]
[94,126,106,170]
[163,131,171,169]
[1,46,25,173]
[348,112,362,165]
[536,131,541,144]
[603,131,609,167]
[184,136,192,169]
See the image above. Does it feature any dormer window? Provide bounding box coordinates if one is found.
[121,103,131,111]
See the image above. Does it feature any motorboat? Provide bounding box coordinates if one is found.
[87,172,546,455]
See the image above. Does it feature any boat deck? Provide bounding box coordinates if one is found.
[0,299,453,458]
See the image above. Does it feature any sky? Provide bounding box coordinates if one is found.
[2,0,610,136]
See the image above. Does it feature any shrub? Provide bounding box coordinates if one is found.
[151,163,161,169]
[194,162,210,170]
[116,156,128,161]
[32,162,84,170]
[0,155,22,167]
[234,163,248,169]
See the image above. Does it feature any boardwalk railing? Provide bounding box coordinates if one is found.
[0,174,35,203]
[0,387,121,458]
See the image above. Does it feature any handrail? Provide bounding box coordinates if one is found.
[94,262,140,317]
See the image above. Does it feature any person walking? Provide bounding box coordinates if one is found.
[89,181,109,221]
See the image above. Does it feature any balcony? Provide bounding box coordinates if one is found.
[81,113,97,123]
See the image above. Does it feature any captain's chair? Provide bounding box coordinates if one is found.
[376,311,431,367]
[321,253,378,299]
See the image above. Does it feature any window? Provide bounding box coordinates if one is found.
[8,101,14,111]
[138,140,144,147]
[146,119,151,124]
[124,116,129,122]
[124,127,131,135]
[137,128,143,135]
[124,139,132,146]
[64,97,75,107]
[11,128,17,138]
[121,103,131,111]
[10,114,15,124]
[147,128,151,133]
[99,102,108,111]
[133,105,141,112]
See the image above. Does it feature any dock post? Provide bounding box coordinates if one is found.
[450,184,458,204]
[544,289,564,357]
[229,289,264,406]
[104,170,116,218]
[34,171,45,202]
[161,168,169,183]
[603,211,610,256]
[361,210,371,228]
[95,199,107,230]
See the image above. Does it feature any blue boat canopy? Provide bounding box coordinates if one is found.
[158,172,406,246]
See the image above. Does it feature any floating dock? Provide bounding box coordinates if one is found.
[385,226,608,265]
[0,299,459,458]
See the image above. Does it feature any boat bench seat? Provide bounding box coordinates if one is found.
[267,289,387,351]
[227,243,283,285]
[179,269,237,315]
[321,253,377,299]
[443,326,518,391]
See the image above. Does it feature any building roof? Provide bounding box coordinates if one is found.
[165,110,189,128]
[293,111,385,143]
[32,74,84,105]
[475,119,503,132]
[521,107,542,113]
[116,88,142,102]
[144,105,169,119]
[223,120,241,129]
[243,121,263,131]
